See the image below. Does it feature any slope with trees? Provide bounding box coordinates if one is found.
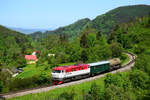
[30,5,150,40]
[30,18,90,40]
[1,5,150,100]
[8,11,150,100]
[88,5,150,34]
[0,25,33,68]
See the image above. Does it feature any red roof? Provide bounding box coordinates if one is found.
[25,55,37,61]
[53,64,89,71]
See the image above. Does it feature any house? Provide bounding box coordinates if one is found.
[25,55,37,61]
[25,51,38,64]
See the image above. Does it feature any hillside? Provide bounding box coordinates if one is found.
[0,25,33,68]
[113,14,150,54]
[88,5,150,34]
[30,18,90,40]
[0,5,150,99]
[6,11,150,100]
[30,5,150,40]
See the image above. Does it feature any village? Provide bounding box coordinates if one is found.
[1,51,55,78]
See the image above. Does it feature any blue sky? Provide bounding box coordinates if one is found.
[0,0,149,29]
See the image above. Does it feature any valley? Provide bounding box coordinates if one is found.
[0,3,150,100]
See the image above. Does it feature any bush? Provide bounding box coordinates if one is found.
[120,53,127,61]
[36,72,51,85]
[8,77,38,91]
[102,85,135,100]
[0,81,3,92]
[104,73,132,90]
[129,70,150,90]
[134,54,150,75]
[104,73,124,87]
[58,89,76,100]
[89,82,102,100]
[110,42,123,57]
[8,74,51,91]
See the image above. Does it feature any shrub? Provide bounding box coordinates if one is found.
[104,73,132,90]
[0,81,3,92]
[8,72,52,92]
[110,42,123,57]
[58,89,76,100]
[129,70,150,90]
[8,77,37,91]
[102,85,135,100]
[36,72,51,85]
[134,54,150,75]
[89,82,102,100]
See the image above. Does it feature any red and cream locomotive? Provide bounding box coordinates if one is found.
[52,64,90,84]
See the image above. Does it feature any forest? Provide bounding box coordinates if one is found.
[0,5,150,100]
[30,5,150,40]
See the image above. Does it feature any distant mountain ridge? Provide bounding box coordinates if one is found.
[30,5,150,40]
[30,18,90,40]
[8,27,49,34]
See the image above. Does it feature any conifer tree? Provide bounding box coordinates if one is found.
[80,33,88,48]
[81,50,88,63]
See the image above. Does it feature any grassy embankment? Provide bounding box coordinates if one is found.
[8,71,129,100]
[7,76,105,100]
[121,53,130,66]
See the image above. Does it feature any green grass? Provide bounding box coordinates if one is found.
[16,63,51,78]
[121,53,130,66]
[7,71,129,100]
[7,77,105,100]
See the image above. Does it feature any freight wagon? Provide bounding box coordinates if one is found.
[89,61,110,76]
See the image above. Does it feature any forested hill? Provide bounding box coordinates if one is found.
[111,13,150,55]
[88,5,150,34]
[30,18,90,40]
[0,25,33,68]
[30,5,150,40]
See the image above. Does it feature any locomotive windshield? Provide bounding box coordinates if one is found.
[52,70,61,73]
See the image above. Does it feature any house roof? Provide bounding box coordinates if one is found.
[25,55,37,61]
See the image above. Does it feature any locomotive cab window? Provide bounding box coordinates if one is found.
[53,70,61,73]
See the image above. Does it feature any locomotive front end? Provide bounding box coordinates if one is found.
[52,67,65,84]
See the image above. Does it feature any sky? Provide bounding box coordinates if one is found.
[0,0,150,29]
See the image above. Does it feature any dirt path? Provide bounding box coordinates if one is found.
[2,53,136,99]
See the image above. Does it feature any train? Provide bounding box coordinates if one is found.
[51,58,121,84]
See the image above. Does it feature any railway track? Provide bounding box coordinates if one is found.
[1,52,136,99]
